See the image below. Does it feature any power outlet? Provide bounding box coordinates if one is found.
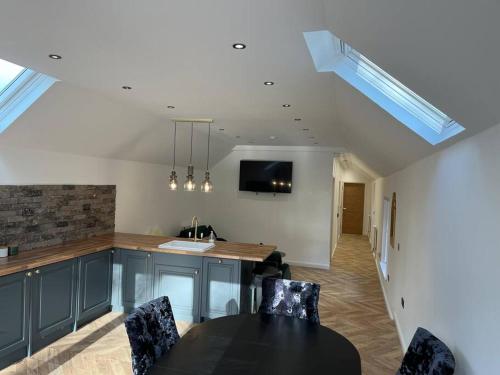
[401,297,405,309]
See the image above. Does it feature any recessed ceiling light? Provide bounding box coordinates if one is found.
[269,136,277,140]
[264,81,274,86]
[294,118,302,122]
[232,43,246,50]
[302,128,309,131]
[122,86,132,90]
[167,105,175,109]
[48,54,62,60]
[282,104,291,108]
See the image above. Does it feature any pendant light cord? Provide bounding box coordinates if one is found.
[206,123,211,171]
[172,121,177,170]
[189,122,194,164]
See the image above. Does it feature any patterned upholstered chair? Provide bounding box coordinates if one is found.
[259,277,321,324]
[397,327,455,375]
[124,296,180,375]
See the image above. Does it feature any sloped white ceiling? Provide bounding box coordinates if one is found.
[0,0,498,176]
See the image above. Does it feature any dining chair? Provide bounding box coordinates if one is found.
[124,296,180,375]
[396,327,455,375]
[259,277,321,324]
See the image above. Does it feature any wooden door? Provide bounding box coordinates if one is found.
[342,183,365,235]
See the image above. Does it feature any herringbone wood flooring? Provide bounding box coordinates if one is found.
[2,235,401,374]
[294,235,402,374]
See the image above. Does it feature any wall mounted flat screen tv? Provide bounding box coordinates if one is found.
[239,160,293,193]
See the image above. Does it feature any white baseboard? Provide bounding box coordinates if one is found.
[287,260,330,270]
[374,257,394,320]
[373,258,407,352]
[331,242,338,258]
[393,311,407,352]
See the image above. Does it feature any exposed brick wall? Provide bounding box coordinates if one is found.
[0,185,116,251]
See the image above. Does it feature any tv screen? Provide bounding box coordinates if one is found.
[239,160,293,193]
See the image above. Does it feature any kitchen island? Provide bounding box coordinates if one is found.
[0,232,276,370]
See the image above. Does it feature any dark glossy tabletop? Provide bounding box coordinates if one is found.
[150,313,361,375]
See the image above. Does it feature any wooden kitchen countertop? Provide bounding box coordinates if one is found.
[0,232,277,277]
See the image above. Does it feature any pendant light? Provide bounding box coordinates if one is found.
[184,122,196,191]
[201,123,213,193]
[168,121,178,191]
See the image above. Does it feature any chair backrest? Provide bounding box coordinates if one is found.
[124,296,180,375]
[397,327,455,375]
[259,277,321,324]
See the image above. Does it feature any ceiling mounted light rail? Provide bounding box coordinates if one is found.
[168,118,215,193]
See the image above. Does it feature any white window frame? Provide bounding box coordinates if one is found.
[304,31,465,145]
[0,68,57,133]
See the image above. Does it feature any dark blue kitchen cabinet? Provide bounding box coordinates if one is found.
[120,249,153,312]
[153,253,202,323]
[0,271,30,369]
[30,259,78,354]
[77,250,113,326]
[201,257,241,319]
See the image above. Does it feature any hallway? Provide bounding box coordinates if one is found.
[294,235,402,375]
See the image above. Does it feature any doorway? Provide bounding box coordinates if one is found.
[342,183,365,235]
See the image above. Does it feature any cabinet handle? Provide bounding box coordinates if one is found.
[194,270,199,275]
[147,253,151,257]
[111,250,115,254]
[26,272,32,277]
[218,259,223,264]
[35,269,40,274]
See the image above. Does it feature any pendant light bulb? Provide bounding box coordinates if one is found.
[168,170,178,191]
[201,123,214,193]
[184,123,197,191]
[184,165,196,191]
[201,171,213,193]
[169,121,178,191]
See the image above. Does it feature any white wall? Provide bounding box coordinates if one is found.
[203,146,335,269]
[373,123,500,374]
[0,146,203,236]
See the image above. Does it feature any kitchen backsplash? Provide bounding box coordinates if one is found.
[0,185,116,251]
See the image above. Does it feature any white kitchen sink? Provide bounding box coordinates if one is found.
[158,240,215,252]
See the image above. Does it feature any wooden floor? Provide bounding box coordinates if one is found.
[2,234,401,374]
[294,234,402,374]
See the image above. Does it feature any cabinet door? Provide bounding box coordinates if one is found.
[77,250,113,326]
[0,272,30,370]
[30,259,78,354]
[153,254,202,323]
[121,250,152,312]
[201,258,241,319]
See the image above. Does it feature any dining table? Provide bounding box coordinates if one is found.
[149,313,362,375]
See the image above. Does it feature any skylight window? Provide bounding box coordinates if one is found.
[304,31,465,145]
[0,58,57,133]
